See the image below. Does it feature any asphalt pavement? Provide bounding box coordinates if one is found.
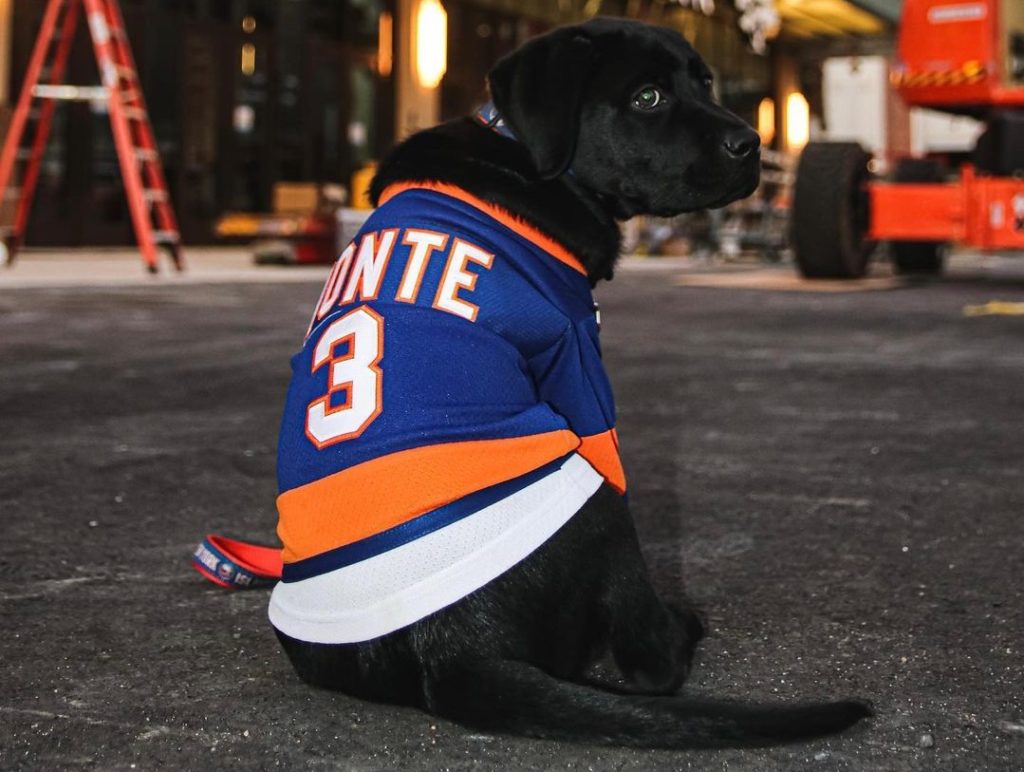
[1,252,1023,770]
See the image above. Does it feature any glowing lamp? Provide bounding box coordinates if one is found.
[785,91,809,151]
[378,12,393,78]
[757,97,775,146]
[415,0,447,89]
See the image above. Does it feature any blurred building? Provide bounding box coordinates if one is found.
[2,0,394,246]
[760,0,894,163]
[0,0,896,249]
[771,0,994,166]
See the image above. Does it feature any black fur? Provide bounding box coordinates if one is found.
[369,118,622,284]
[280,18,871,748]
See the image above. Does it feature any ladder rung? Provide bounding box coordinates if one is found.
[134,148,158,162]
[15,149,35,161]
[152,230,179,243]
[32,84,108,101]
[116,66,136,81]
[143,189,168,203]
[123,107,146,121]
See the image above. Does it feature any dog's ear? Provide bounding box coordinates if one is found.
[487,30,595,179]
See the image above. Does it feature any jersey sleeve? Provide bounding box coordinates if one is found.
[526,314,626,493]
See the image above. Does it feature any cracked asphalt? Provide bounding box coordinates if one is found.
[1,256,1023,770]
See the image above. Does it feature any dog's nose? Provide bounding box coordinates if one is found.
[722,128,760,159]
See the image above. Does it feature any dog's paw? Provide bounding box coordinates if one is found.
[672,605,705,642]
[613,604,704,695]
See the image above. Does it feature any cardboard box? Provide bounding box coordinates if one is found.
[272,182,320,214]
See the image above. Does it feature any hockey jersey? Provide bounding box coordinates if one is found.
[268,182,625,644]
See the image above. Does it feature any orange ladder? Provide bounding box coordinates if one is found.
[0,0,182,273]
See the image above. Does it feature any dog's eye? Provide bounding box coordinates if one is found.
[632,87,663,110]
[703,75,713,90]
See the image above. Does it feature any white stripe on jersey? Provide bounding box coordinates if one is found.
[268,453,603,644]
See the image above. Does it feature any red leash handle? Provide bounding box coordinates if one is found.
[192,534,282,589]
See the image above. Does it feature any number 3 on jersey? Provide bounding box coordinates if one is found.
[305,307,384,448]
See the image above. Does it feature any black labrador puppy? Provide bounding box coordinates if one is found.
[275,18,871,748]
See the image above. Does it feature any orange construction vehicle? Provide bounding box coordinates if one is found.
[792,0,1024,278]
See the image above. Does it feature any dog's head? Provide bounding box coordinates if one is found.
[488,18,760,219]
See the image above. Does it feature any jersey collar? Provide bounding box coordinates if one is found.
[378,181,588,279]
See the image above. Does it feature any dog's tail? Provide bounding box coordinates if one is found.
[426,660,871,749]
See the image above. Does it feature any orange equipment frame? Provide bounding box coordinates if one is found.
[870,0,1024,250]
[891,0,1024,109]
[869,166,1024,249]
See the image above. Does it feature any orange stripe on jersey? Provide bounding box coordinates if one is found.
[578,428,626,494]
[378,182,588,278]
[278,429,581,563]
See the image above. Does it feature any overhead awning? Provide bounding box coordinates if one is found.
[461,0,902,39]
[776,0,895,37]
[848,0,902,24]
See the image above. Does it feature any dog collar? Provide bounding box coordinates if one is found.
[475,101,578,180]
[475,101,518,142]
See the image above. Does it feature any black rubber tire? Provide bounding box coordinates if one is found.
[889,159,946,276]
[791,142,874,279]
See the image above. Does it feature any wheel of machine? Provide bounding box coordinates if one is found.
[791,142,874,279]
[889,158,946,276]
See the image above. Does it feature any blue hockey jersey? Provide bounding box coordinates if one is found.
[269,182,625,644]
